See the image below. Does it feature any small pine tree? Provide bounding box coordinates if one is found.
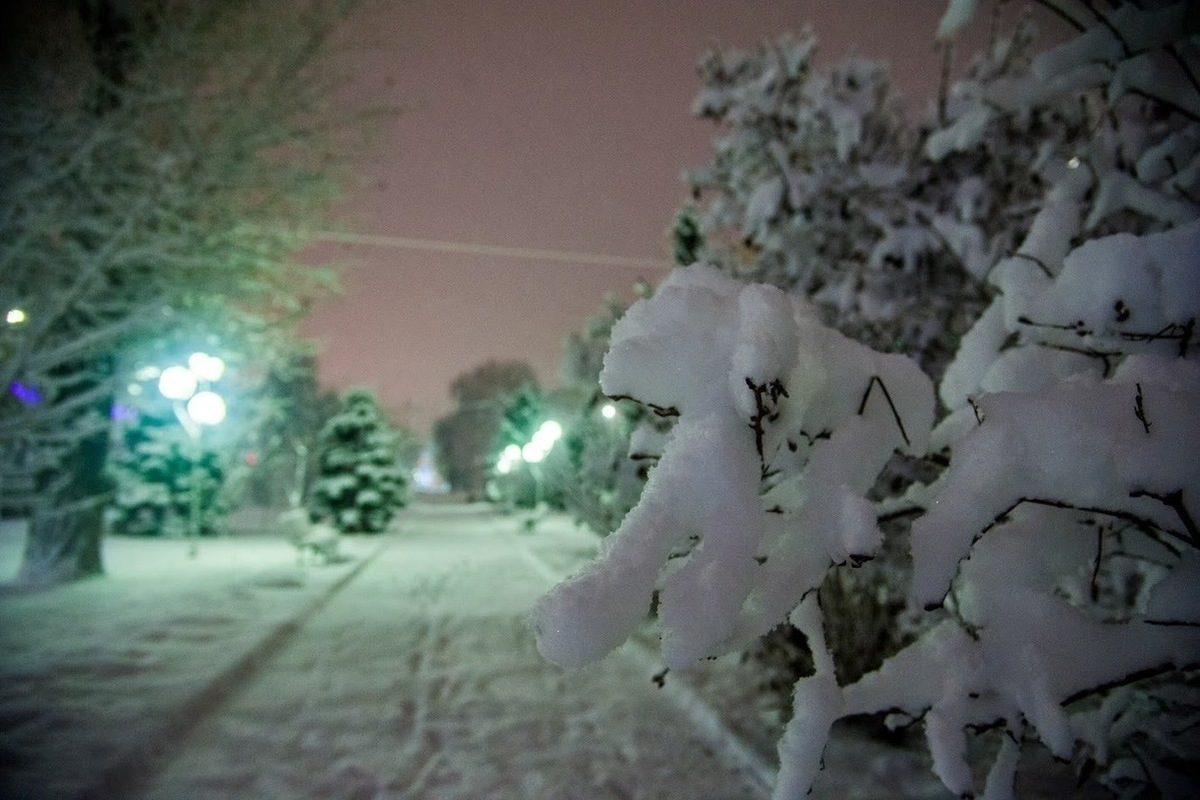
[311,388,406,534]
[669,202,705,266]
[110,421,226,538]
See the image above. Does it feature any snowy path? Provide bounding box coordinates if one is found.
[127,504,772,800]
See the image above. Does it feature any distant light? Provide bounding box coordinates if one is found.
[134,365,161,381]
[158,365,198,400]
[600,403,617,419]
[111,403,138,423]
[496,459,513,474]
[6,308,27,325]
[245,451,259,466]
[10,381,41,405]
[1066,155,1081,169]
[127,383,143,396]
[502,444,522,461]
[188,352,225,382]
[532,420,562,447]
[187,390,226,425]
[522,442,547,463]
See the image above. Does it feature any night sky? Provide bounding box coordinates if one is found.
[300,0,1001,432]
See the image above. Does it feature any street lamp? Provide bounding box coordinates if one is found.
[502,420,560,509]
[157,352,226,557]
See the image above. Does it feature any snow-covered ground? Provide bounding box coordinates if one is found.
[0,504,1094,799]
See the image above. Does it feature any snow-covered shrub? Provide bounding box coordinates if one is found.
[537,266,1198,800]
[934,0,1200,412]
[109,421,226,538]
[684,27,987,704]
[534,264,935,671]
[686,31,991,375]
[311,387,405,534]
[537,4,1199,797]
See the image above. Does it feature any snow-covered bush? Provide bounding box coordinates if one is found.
[537,3,1199,797]
[311,388,406,535]
[109,422,226,538]
[535,263,935,669]
[686,30,992,375]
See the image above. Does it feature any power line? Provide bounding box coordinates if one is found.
[312,230,672,271]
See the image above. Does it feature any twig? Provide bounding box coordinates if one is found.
[1134,383,1150,434]
[857,375,911,447]
[1129,489,1200,549]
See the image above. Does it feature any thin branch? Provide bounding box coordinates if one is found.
[981,495,1185,554]
[857,375,911,447]
[1134,383,1151,434]
[1129,489,1200,549]
[1032,0,1089,32]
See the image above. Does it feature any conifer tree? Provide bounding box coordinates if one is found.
[311,388,405,534]
[109,421,226,538]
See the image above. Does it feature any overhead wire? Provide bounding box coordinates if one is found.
[311,230,672,271]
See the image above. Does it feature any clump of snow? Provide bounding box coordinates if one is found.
[535,265,933,672]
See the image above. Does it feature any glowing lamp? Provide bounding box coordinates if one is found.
[158,365,198,400]
[188,352,225,382]
[186,390,226,426]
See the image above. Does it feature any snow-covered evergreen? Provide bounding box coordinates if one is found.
[109,422,226,539]
[537,3,1200,797]
[311,388,406,535]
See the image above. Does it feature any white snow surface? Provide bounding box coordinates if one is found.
[0,503,1029,800]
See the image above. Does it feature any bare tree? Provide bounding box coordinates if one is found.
[0,0,365,583]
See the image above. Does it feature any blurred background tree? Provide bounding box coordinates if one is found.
[0,0,374,583]
[432,360,538,498]
[310,387,407,534]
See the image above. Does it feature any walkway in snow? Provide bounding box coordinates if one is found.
[6,503,1065,800]
[123,503,772,799]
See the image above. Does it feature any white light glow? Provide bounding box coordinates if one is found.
[6,308,27,325]
[187,390,226,426]
[188,352,225,382]
[158,365,198,400]
[522,442,546,463]
[531,420,562,449]
[601,403,617,419]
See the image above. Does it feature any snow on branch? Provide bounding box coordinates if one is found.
[533,265,933,672]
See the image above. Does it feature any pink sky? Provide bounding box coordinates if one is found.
[301,0,1002,433]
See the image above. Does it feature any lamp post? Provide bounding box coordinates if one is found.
[158,352,226,557]
[496,420,561,510]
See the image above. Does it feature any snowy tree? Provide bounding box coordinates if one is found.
[238,352,341,510]
[686,31,991,375]
[433,360,539,496]
[536,4,1200,798]
[542,294,659,533]
[109,421,226,539]
[0,0,362,583]
[311,388,406,535]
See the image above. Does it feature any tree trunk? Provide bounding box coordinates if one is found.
[18,428,109,585]
[20,500,104,585]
